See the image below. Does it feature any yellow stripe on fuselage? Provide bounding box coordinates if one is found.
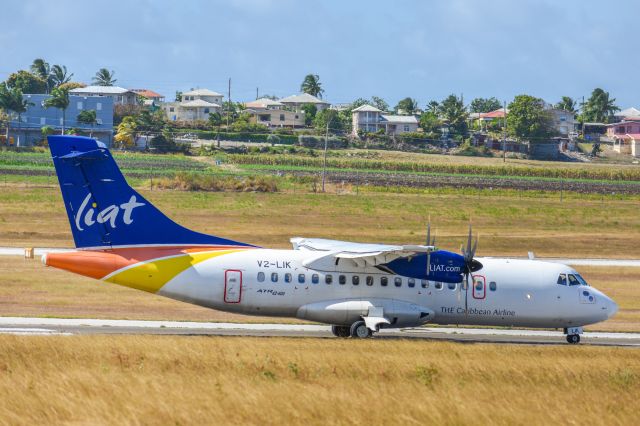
[105,250,242,293]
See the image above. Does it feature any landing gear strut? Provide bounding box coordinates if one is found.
[331,325,351,338]
[350,320,372,338]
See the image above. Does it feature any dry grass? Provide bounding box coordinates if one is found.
[0,335,638,425]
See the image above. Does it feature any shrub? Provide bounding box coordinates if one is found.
[297,135,347,149]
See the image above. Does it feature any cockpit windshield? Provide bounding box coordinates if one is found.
[557,273,589,286]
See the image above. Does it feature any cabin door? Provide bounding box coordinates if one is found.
[224,270,243,303]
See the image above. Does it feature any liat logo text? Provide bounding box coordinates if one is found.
[75,194,145,231]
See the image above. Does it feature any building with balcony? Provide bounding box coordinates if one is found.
[351,104,419,136]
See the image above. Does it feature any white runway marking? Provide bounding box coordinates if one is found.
[0,327,71,335]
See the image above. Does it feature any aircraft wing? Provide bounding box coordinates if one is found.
[290,237,436,268]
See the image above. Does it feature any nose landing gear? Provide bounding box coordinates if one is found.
[564,326,583,344]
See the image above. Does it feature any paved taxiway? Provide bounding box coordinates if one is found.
[0,317,638,346]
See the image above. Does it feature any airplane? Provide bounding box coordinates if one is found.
[42,135,618,344]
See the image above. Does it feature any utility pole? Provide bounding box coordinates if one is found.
[502,100,507,162]
[227,78,231,128]
[256,87,259,100]
[321,112,332,192]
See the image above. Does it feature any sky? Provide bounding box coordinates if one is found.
[1,0,637,108]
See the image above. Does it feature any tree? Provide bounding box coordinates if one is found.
[49,65,73,88]
[371,96,389,112]
[5,70,47,94]
[208,112,222,128]
[30,59,50,90]
[507,95,555,141]
[300,74,324,98]
[93,68,117,86]
[77,109,98,137]
[313,108,342,132]
[43,87,70,134]
[301,103,317,126]
[0,85,34,145]
[426,101,439,114]
[470,97,501,113]
[114,116,137,148]
[350,98,369,110]
[40,125,56,144]
[581,88,619,123]
[395,97,418,115]
[439,94,468,134]
[419,111,442,134]
[175,91,182,102]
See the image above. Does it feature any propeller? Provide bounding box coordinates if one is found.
[425,216,437,280]
[460,223,483,314]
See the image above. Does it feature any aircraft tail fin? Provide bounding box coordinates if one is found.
[48,135,253,249]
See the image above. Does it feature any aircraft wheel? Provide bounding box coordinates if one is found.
[566,334,580,344]
[331,325,350,338]
[350,321,372,338]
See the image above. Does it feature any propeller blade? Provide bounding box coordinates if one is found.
[426,216,431,246]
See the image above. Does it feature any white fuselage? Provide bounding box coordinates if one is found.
[156,249,618,329]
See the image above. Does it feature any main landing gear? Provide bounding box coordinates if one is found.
[566,334,580,344]
[331,321,373,338]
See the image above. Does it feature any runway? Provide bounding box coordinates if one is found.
[0,317,638,346]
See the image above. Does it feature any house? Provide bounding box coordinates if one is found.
[162,88,223,122]
[6,94,114,146]
[131,89,165,103]
[69,85,138,105]
[279,93,330,112]
[244,98,305,127]
[606,119,640,156]
[472,108,507,131]
[351,104,419,136]
[548,108,577,137]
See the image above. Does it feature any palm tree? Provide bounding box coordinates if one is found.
[0,85,33,145]
[555,96,577,113]
[395,97,419,115]
[44,87,70,134]
[30,58,53,93]
[77,109,98,137]
[426,101,440,114]
[300,74,324,98]
[582,88,620,123]
[92,68,117,86]
[50,65,73,88]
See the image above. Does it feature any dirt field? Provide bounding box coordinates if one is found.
[0,335,638,425]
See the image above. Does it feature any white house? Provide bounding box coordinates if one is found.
[548,108,577,137]
[244,98,305,127]
[69,86,138,105]
[279,93,330,112]
[163,88,223,122]
[351,104,419,136]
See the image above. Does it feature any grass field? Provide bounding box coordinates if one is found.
[0,335,638,425]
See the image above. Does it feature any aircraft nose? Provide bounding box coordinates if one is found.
[606,297,619,319]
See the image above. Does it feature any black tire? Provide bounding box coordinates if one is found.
[350,321,371,338]
[331,325,350,338]
[566,334,580,344]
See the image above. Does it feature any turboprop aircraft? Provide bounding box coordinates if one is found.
[42,136,618,344]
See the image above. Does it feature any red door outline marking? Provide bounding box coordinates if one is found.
[224,269,243,303]
[472,275,486,300]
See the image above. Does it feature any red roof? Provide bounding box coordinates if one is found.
[131,89,164,99]
[479,109,506,119]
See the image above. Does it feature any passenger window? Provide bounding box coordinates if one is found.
[381,276,388,287]
[312,274,319,284]
[298,274,305,284]
[557,274,567,286]
[408,278,415,288]
[421,280,429,289]
[366,276,374,286]
[489,281,497,291]
[325,274,333,284]
[435,282,443,290]
[352,276,360,285]
[394,277,402,287]
[448,282,457,290]
[339,275,346,285]
[568,274,580,286]
[257,272,265,282]
[284,273,292,283]
[474,279,483,291]
[271,272,278,283]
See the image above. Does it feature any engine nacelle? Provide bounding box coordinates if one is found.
[296,298,434,328]
[383,250,468,283]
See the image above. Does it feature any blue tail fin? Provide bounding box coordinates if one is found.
[48,135,253,249]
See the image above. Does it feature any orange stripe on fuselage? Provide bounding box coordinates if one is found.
[44,246,254,280]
